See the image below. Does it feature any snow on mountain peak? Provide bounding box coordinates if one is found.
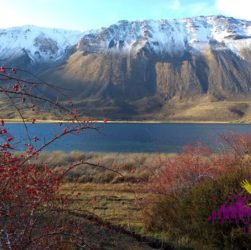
[77,15,251,57]
[0,25,83,63]
[1,16,251,64]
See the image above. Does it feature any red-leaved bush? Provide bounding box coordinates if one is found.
[150,140,244,194]
[0,67,100,249]
[0,152,87,249]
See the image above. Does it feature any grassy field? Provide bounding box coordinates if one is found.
[39,150,247,249]
[60,183,146,232]
[48,152,179,248]
[37,151,176,184]
[60,183,179,249]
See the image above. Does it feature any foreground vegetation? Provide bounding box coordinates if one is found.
[4,133,251,249]
[43,134,251,249]
[5,138,251,249]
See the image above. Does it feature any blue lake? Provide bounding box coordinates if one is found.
[4,123,251,153]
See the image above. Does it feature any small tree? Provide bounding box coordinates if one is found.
[0,66,100,249]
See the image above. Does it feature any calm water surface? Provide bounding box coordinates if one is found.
[4,123,251,153]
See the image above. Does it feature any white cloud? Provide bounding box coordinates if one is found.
[216,0,251,20]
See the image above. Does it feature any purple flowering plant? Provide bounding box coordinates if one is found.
[209,179,251,233]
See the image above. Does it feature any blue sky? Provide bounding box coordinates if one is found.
[0,0,250,30]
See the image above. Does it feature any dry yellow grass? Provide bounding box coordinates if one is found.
[36,151,177,184]
[144,95,251,123]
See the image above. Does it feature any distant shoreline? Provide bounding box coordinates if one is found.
[2,118,250,125]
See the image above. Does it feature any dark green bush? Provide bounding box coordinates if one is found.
[143,168,251,249]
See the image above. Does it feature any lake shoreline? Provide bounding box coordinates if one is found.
[2,118,250,125]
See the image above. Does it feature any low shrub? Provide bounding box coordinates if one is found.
[150,142,236,194]
[143,168,251,249]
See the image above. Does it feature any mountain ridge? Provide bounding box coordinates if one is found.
[2,15,251,63]
[77,15,251,58]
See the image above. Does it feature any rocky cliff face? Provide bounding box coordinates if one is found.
[1,16,251,121]
[73,16,251,99]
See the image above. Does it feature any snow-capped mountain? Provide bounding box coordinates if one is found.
[78,15,251,58]
[2,16,251,122]
[0,25,83,63]
[1,16,251,64]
